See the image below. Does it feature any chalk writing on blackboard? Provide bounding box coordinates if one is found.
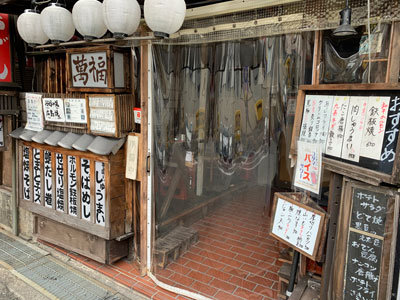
[343,188,388,300]
[271,196,323,258]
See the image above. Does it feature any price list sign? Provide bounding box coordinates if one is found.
[343,188,389,300]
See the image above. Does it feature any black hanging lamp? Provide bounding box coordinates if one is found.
[333,0,357,37]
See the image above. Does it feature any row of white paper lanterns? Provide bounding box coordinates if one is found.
[17,0,186,46]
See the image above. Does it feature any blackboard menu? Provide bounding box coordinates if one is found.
[343,188,388,300]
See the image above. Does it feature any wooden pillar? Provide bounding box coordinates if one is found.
[139,41,149,276]
[386,21,400,83]
[312,30,323,85]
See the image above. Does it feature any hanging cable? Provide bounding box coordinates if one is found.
[367,0,371,83]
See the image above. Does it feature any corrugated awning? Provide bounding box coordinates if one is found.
[10,127,125,156]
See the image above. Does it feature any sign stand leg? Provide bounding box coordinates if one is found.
[286,250,300,299]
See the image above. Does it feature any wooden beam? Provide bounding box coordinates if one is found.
[185,0,301,20]
[139,41,149,276]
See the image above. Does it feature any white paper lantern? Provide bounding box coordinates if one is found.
[17,9,48,46]
[144,0,186,37]
[40,3,75,43]
[73,0,107,40]
[103,0,141,38]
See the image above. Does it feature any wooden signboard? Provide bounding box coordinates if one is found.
[66,46,130,93]
[331,178,399,300]
[290,84,400,186]
[270,192,326,261]
[19,141,129,241]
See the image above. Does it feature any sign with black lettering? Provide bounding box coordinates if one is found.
[56,153,64,212]
[95,161,105,226]
[81,158,90,221]
[33,148,41,204]
[68,156,78,217]
[44,151,52,208]
[22,146,30,201]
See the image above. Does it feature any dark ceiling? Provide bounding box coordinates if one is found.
[0,0,228,15]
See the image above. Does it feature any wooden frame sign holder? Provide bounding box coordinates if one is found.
[270,192,327,261]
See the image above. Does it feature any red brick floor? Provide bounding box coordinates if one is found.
[42,188,283,300]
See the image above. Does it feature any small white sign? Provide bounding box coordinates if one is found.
[68,156,78,217]
[22,146,30,201]
[360,96,390,160]
[126,135,139,180]
[89,95,116,135]
[325,96,350,157]
[294,141,322,195]
[32,148,41,204]
[64,98,87,124]
[44,151,53,208]
[81,158,91,221]
[56,153,65,212]
[134,108,141,124]
[271,197,322,257]
[341,97,368,162]
[43,98,65,122]
[25,93,44,132]
[95,161,106,226]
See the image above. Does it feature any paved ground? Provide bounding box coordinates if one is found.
[0,229,148,300]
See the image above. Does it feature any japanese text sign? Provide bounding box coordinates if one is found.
[294,141,322,195]
[70,52,108,88]
[43,98,66,122]
[0,14,12,83]
[25,93,44,132]
[270,193,325,260]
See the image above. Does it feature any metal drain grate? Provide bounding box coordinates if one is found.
[0,232,123,300]
[0,233,45,269]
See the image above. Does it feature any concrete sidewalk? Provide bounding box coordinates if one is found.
[0,229,149,300]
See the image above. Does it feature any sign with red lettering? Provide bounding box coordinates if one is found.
[0,14,12,83]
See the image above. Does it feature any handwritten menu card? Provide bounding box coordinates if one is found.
[271,194,325,259]
[326,96,350,157]
[299,94,400,175]
[89,95,116,135]
[64,98,87,124]
[294,141,322,194]
[343,188,389,300]
[42,98,65,122]
[25,93,44,132]
[359,96,390,160]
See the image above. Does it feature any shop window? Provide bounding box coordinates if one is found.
[151,33,314,299]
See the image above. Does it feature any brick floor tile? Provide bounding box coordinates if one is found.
[247,275,274,288]
[188,270,213,284]
[114,273,136,288]
[219,256,243,268]
[202,258,225,270]
[214,291,244,300]
[234,288,263,300]
[264,271,279,281]
[207,268,233,281]
[210,278,236,293]
[156,268,174,278]
[230,247,253,257]
[235,254,259,266]
[251,253,276,264]
[240,263,265,276]
[97,265,120,278]
[254,285,278,299]
[168,263,191,275]
[152,292,177,300]
[170,273,195,286]
[228,277,257,291]
[112,260,135,273]
[132,282,159,298]
[190,281,218,298]
[185,260,209,273]
[81,258,103,270]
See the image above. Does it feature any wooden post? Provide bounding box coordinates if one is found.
[386,21,400,83]
[320,172,343,300]
[312,31,322,85]
[139,41,149,276]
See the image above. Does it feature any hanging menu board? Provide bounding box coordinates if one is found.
[270,193,326,260]
[291,88,400,185]
[332,179,398,300]
[88,95,116,135]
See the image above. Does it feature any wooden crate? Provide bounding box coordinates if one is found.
[19,141,130,240]
[66,46,131,93]
[35,215,129,264]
